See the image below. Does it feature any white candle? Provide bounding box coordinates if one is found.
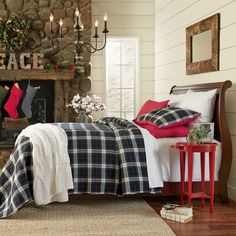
[59,18,63,37]
[59,18,63,27]
[75,7,80,26]
[50,13,54,22]
[103,13,108,31]
[104,13,108,21]
[95,20,98,35]
[49,13,54,31]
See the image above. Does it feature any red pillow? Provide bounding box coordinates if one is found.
[137,123,189,138]
[136,99,169,118]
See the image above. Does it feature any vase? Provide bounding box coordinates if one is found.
[86,114,93,123]
[75,111,93,123]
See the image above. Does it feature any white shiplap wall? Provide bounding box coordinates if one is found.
[91,0,154,116]
[154,0,236,200]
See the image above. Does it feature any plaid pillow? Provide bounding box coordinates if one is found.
[134,106,200,129]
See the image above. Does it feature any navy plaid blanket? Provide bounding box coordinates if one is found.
[0,117,160,218]
[0,136,33,218]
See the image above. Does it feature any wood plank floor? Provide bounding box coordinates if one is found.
[145,197,236,236]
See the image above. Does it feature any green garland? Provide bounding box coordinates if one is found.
[44,63,85,75]
[0,17,30,51]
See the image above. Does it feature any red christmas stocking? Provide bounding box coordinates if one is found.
[4,83,23,119]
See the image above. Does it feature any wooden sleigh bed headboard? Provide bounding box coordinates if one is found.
[167,80,232,203]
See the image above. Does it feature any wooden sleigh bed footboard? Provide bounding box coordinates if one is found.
[161,80,232,203]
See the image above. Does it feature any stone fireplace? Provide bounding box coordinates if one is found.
[0,0,94,166]
[0,0,92,122]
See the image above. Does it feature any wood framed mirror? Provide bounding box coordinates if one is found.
[186,13,220,75]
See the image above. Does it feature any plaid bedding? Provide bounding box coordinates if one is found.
[0,117,161,218]
[0,136,33,218]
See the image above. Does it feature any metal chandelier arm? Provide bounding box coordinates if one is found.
[93,33,107,52]
[79,34,108,53]
[58,42,77,52]
[80,42,97,53]
[81,39,106,53]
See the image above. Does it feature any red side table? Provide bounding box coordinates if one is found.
[173,142,217,213]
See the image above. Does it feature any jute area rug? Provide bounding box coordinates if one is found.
[0,197,175,236]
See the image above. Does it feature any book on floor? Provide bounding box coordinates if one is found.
[160,203,193,223]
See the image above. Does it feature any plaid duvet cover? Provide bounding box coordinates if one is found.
[0,117,160,218]
[0,136,33,218]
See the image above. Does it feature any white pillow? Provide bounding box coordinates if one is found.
[169,89,217,122]
[168,93,188,107]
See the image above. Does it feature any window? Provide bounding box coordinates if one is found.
[105,37,139,120]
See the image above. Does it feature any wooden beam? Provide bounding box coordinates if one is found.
[0,69,74,81]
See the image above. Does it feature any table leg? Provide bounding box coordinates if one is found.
[180,151,185,205]
[209,149,216,213]
[200,152,205,208]
[188,149,193,204]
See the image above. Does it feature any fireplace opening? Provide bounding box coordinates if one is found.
[0,80,55,123]
[0,80,55,143]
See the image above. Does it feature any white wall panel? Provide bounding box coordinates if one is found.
[141,42,154,55]
[91,80,104,94]
[108,28,154,41]
[226,91,236,113]
[155,0,174,13]
[141,93,155,104]
[220,47,236,70]
[93,0,153,2]
[155,29,184,53]
[92,15,154,29]
[155,60,185,79]
[155,44,185,67]
[221,24,236,50]
[141,55,154,68]
[226,113,236,136]
[156,0,199,26]
[141,68,154,81]
[92,2,154,16]
[90,54,103,68]
[232,136,236,157]
[156,0,233,39]
[221,1,236,27]
[141,81,154,93]
[91,68,103,81]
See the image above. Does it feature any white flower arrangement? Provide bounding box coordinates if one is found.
[66,94,106,114]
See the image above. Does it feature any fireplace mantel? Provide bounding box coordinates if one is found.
[0,70,75,81]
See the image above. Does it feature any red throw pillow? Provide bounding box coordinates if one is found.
[136,99,169,118]
[137,123,189,138]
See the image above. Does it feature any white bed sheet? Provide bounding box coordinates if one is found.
[156,137,222,182]
[138,126,164,188]
[136,124,221,188]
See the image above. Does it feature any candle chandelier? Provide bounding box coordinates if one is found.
[49,7,109,63]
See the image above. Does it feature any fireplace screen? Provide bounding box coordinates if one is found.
[31,98,47,123]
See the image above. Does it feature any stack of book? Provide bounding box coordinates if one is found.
[160,203,193,223]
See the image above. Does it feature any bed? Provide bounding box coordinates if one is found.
[0,80,232,218]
